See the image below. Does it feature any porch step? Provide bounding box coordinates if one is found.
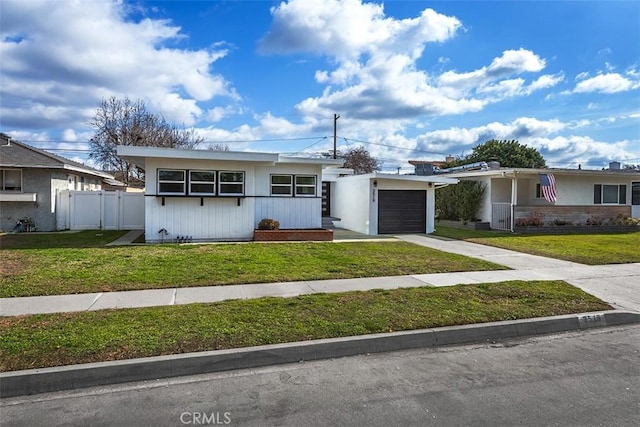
[322,216,340,229]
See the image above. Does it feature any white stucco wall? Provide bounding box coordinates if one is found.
[332,176,371,234]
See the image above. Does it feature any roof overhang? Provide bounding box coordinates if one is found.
[117,146,344,168]
[0,163,115,179]
[445,168,640,179]
[337,172,459,187]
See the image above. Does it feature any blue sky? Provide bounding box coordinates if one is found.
[1,0,639,172]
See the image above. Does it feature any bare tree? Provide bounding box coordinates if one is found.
[208,143,230,151]
[88,97,205,184]
[342,146,380,174]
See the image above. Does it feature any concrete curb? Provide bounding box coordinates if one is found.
[2,310,638,398]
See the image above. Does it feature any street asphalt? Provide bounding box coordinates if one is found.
[1,231,638,397]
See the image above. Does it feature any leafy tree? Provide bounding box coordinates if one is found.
[342,146,380,175]
[444,139,546,169]
[88,97,204,184]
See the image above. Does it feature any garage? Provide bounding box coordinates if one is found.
[378,190,426,234]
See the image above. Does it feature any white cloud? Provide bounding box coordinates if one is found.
[0,0,237,129]
[61,129,78,142]
[575,71,590,81]
[573,73,640,94]
[260,0,461,60]
[261,2,557,122]
[415,117,567,153]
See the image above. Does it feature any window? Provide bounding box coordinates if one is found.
[270,174,317,196]
[219,171,244,195]
[633,182,640,205]
[295,175,316,196]
[271,175,293,196]
[0,169,22,191]
[535,183,541,198]
[158,169,186,195]
[594,184,627,205]
[189,170,216,195]
[1,169,22,191]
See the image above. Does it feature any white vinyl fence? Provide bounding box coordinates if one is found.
[56,190,144,231]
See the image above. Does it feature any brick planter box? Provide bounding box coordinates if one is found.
[254,229,334,242]
[514,225,639,234]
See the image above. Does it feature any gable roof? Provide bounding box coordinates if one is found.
[0,133,114,179]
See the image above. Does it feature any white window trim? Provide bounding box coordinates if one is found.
[218,171,245,196]
[189,170,216,196]
[595,183,627,205]
[295,175,317,197]
[158,169,186,195]
[270,174,293,196]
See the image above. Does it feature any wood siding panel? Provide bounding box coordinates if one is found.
[145,196,255,242]
[254,197,322,229]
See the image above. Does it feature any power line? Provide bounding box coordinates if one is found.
[294,136,328,154]
[341,137,451,157]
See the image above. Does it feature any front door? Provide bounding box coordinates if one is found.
[322,182,331,217]
[632,182,640,218]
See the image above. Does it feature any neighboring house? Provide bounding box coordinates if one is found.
[117,145,343,242]
[323,169,458,235]
[441,164,640,231]
[0,134,122,232]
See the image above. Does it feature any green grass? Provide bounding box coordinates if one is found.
[0,230,129,249]
[433,226,640,265]
[0,232,506,297]
[0,280,611,372]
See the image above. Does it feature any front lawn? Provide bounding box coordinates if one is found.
[433,226,640,265]
[0,231,506,297]
[0,280,610,372]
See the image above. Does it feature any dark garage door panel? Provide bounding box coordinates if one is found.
[378,190,426,234]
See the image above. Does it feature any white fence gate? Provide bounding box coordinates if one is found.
[491,202,512,231]
[56,190,144,230]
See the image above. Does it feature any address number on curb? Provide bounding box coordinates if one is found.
[578,313,606,328]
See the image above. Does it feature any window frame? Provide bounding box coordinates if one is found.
[270,174,293,196]
[593,183,627,205]
[295,175,317,197]
[218,171,245,196]
[157,169,187,195]
[189,170,216,196]
[0,169,23,192]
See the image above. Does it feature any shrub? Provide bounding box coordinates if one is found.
[257,218,280,230]
[435,181,486,223]
[607,214,640,226]
[585,217,603,226]
[515,212,544,226]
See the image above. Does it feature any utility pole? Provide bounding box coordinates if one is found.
[333,113,340,159]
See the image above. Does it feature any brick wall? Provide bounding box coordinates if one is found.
[515,205,631,225]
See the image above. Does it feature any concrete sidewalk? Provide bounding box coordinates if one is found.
[2,234,639,316]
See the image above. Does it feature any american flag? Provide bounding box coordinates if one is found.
[539,173,557,203]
